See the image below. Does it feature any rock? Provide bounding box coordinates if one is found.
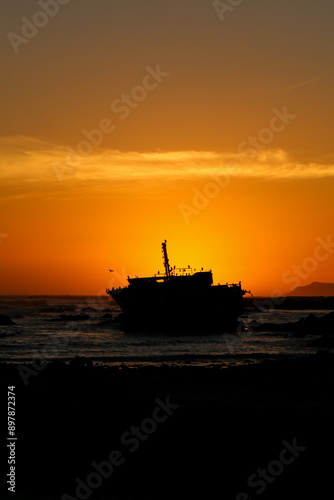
[253,310,334,336]
[308,335,334,348]
[295,311,334,335]
[101,312,113,320]
[0,314,15,325]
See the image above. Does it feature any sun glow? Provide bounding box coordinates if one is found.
[2,1,334,296]
[1,136,334,296]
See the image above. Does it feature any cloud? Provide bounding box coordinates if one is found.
[280,76,323,93]
[1,136,334,191]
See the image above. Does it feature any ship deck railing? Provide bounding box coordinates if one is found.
[217,282,242,288]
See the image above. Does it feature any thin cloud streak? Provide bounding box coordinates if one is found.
[1,137,334,189]
[279,76,323,93]
[286,77,321,91]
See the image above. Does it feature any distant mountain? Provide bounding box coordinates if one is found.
[287,282,334,297]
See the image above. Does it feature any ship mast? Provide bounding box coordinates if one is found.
[162,240,172,278]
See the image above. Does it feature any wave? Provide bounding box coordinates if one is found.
[0,351,311,367]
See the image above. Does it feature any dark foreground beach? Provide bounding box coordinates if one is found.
[1,351,334,500]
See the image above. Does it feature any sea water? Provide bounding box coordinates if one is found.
[0,295,332,367]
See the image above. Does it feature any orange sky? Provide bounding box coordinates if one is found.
[1,1,334,295]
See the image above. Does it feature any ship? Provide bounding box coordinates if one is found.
[106,240,248,333]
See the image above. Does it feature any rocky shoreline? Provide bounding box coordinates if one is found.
[1,352,334,499]
[250,309,334,351]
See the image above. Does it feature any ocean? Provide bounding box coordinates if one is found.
[0,295,332,368]
[1,296,334,500]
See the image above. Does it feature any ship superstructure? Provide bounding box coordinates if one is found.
[107,241,247,333]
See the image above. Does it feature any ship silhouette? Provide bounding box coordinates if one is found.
[107,240,248,333]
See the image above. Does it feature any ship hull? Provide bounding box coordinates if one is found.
[108,283,244,334]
